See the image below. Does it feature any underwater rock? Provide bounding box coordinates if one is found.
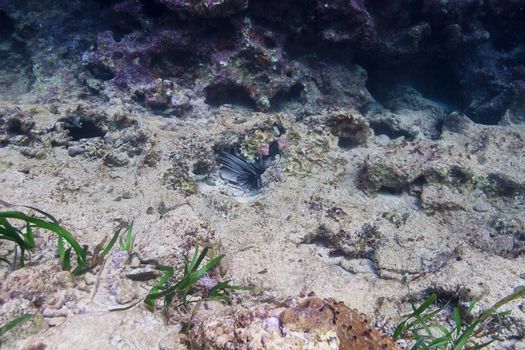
[8,104,154,165]
[18,146,46,159]
[0,104,35,147]
[358,122,525,259]
[159,0,248,18]
[420,183,465,212]
[5,112,35,136]
[133,79,192,116]
[190,294,398,349]
[359,154,410,195]
[367,110,418,142]
[308,222,381,262]
[1,0,523,121]
[0,263,91,344]
[83,29,194,90]
[203,19,301,111]
[326,109,373,148]
[103,151,129,167]
[67,145,84,157]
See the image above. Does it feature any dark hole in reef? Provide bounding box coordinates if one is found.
[378,186,403,196]
[132,90,146,104]
[448,166,471,186]
[204,83,256,109]
[329,249,346,258]
[150,50,193,78]
[212,142,242,159]
[204,18,237,39]
[309,235,333,248]
[420,286,467,310]
[140,0,168,17]
[0,11,15,42]
[485,174,522,198]
[489,26,524,51]
[9,37,28,55]
[269,83,304,111]
[86,62,115,81]
[64,117,106,141]
[274,122,286,135]
[369,120,415,141]
[412,175,427,187]
[484,4,525,51]
[263,36,277,48]
[6,119,24,135]
[267,141,281,157]
[193,161,212,176]
[111,14,142,41]
[91,0,120,8]
[337,137,359,149]
[468,109,503,126]
[364,58,464,111]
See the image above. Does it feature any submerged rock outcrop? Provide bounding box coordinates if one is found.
[0,0,523,122]
[190,294,399,350]
[1,1,524,349]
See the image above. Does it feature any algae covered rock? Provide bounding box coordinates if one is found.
[190,294,399,350]
[326,109,373,148]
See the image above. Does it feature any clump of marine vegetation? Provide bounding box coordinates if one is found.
[0,203,247,340]
[1,203,524,348]
[394,287,525,349]
[111,245,247,329]
[0,202,120,274]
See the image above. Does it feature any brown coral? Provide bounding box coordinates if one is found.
[189,294,398,350]
[279,296,398,350]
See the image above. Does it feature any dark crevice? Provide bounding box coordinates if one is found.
[150,50,194,78]
[86,62,115,81]
[192,161,212,176]
[337,137,360,149]
[419,286,469,311]
[110,14,142,41]
[0,11,15,42]
[328,249,346,258]
[412,175,427,187]
[262,36,277,48]
[204,83,256,109]
[369,120,415,141]
[63,117,106,141]
[270,82,304,110]
[6,119,26,135]
[448,166,471,187]
[309,235,333,248]
[484,2,525,51]
[140,0,168,18]
[378,186,403,196]
[91,0,120,8]
[364,59,464,111]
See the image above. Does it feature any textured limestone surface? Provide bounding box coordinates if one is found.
[1,97,524,349]
[1,0,525,348]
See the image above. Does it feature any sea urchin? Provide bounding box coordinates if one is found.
[218,152,269,191]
